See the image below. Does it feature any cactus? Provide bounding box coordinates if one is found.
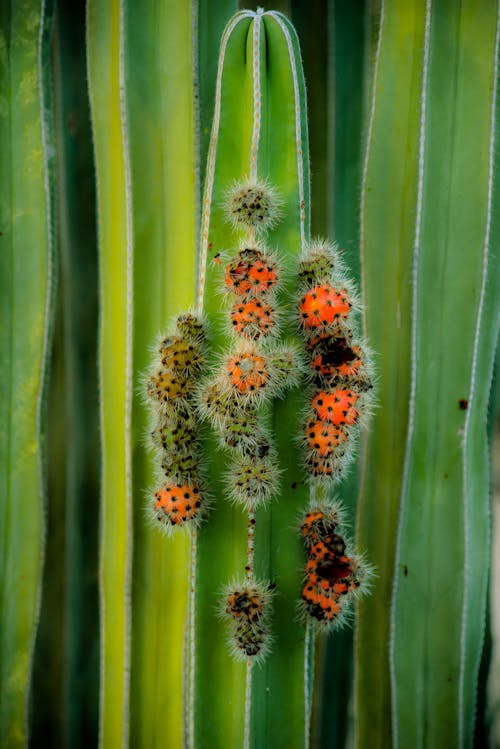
[1,2,499,748]
[0,1,55,744]
[356,1,500,747]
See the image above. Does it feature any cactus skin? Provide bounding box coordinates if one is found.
[0,1,55,745]
[32,4,100,746]
[357,1,500,747]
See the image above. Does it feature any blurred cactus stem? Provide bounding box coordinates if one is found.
[356,1,500,747]
[0,0,55,745]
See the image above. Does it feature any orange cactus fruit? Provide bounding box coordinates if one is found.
[153,484,202,528]
[230,297,274,339]
[301,582,342,623]
[309,540,336,562]
[307,333,359,375]
[300,506,341,545]
[225,351,269,394]
[224,247,278,296]
[225,587,266,624]
[299,284,351,330]
[146,369,193,405]
[305,418,348,456]
[311,388,359,426]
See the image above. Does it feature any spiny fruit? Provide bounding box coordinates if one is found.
[226,454,280,508]
[300,502,371,629]
[230,297,275,339]
[159,336,203,374]
[152,484,203,528]
[305,418,348,456]
[220,414,270,456]
[221,578,273,662]
[299,284,352,331]
[224,247,278,296]
[225,586,266,624]
[150,412,197,452]
[307,334,356,375]
[298,250,335,287]
[301,507,341,546]
[160,450,201,479]
[146,369,193,405]
[301,583,342,623]
[311,388,359,426]
[225,351,269,395]
[175,311,206,343]
[233,620,269,659]
[226,179,282,233]
[305,453,346,479]
[198,380,241,424]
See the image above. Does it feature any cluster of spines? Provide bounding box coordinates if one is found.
[145,312,208,532]
[299,501,370,629]
[206,179,294,663]
[219,579,274,663]
[296,240,374,481]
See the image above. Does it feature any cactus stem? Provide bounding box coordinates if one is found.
[304,620,315,749]
[244,660,253,749]
[197,10,255,312]
[389,0,431,745]
[267,12,309,245]
[359,0,385,336]
[458,5,500,746]
[186,525,198,749]
[119,1,134,742]
[246,512,256,578]
[31,0,56,736]
[250,14,262,181]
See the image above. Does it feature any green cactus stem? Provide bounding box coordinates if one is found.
[356,1,500,747]
[0,1,55,745]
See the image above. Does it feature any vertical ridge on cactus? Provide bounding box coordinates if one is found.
[86,0,134,745]
[355,2,425,746]
[390,2,500,748]
[358,1,500,748]
[0,1,55,744]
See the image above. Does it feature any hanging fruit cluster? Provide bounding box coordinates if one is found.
[145,313,208,532]
[295,241,374,627]
[300,502,369,628]
[220,579,274,662]
[297,240,373,481]
[200,179,301,661]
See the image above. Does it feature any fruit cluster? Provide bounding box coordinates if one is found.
[145,313,207,532]
[205,179,299,662]
[300,502,368,628]
[200,191,300,512]
[221,580,273,662]
[297,241,373,481]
